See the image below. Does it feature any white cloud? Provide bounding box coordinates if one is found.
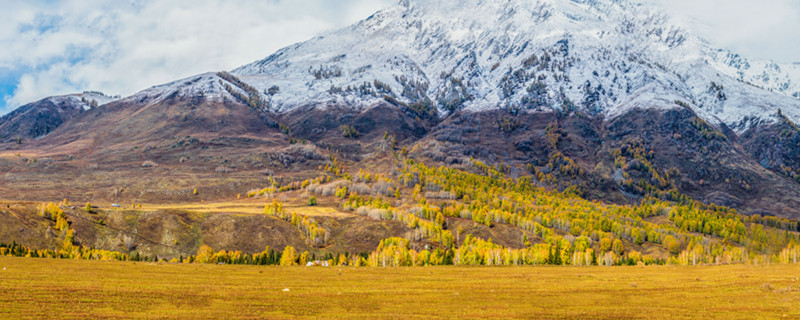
[0,0,393,113]
[1,0,798,114]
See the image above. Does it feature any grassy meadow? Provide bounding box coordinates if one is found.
[1,256,799,319]
[138,197,351,218]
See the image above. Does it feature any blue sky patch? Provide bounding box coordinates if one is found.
[0,68,23,116]
[18,13,63,34]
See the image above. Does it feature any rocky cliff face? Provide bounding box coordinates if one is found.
[741,112,800,184]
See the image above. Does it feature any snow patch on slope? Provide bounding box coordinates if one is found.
[45,92,119,112]
[708,49,800,99]
[121,72,244,107]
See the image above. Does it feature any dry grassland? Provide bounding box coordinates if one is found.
[1,256,799,319]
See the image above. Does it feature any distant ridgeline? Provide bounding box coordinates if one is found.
[4,158,800,267]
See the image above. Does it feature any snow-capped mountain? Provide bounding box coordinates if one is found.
[3,0,800,218]
[232,0,800,132]
[44,92,118,111]
[0,92,118,141]
[117,72,241,106]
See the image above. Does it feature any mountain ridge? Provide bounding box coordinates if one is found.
[0,92,117,142]
[231,0,800,132]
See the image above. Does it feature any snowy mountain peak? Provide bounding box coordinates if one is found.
[0,92,119,141]
[119,72,266,110]
[43,92,118,111]
[232,0,800,132]
[399,0,623,17]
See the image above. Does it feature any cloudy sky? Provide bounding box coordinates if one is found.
[1,0,798,115]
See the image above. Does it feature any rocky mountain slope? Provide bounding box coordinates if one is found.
[1,0,800,219]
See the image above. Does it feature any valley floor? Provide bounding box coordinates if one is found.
[0,256,798,319]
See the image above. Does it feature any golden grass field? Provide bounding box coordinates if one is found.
[139,197,351,218]
[1,256,799,319]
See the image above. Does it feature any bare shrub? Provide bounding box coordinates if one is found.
[330,180,350,188]
[284,144,325,160]
[355,207,369,216]
[408,206,422,217]
[369,208,388,220]
[215,166,232,173]
[306,183,322,195]
[373,181,393,196]
[308,180,349,196]
[308,183,335,196]
[122,235,136,251]
[351,182,372,195]
[355,207,388,221]
[403,173,420,187]
[425,191,456,200]
[406,229,424,242]
[425,182,443,192]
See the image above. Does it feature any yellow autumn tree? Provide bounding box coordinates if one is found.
[663,236,681,255]
[280,246,297,266]
[195,245,214,264]
[299,251,310,266]
[612,239,624,255]
[599,238,613,253]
